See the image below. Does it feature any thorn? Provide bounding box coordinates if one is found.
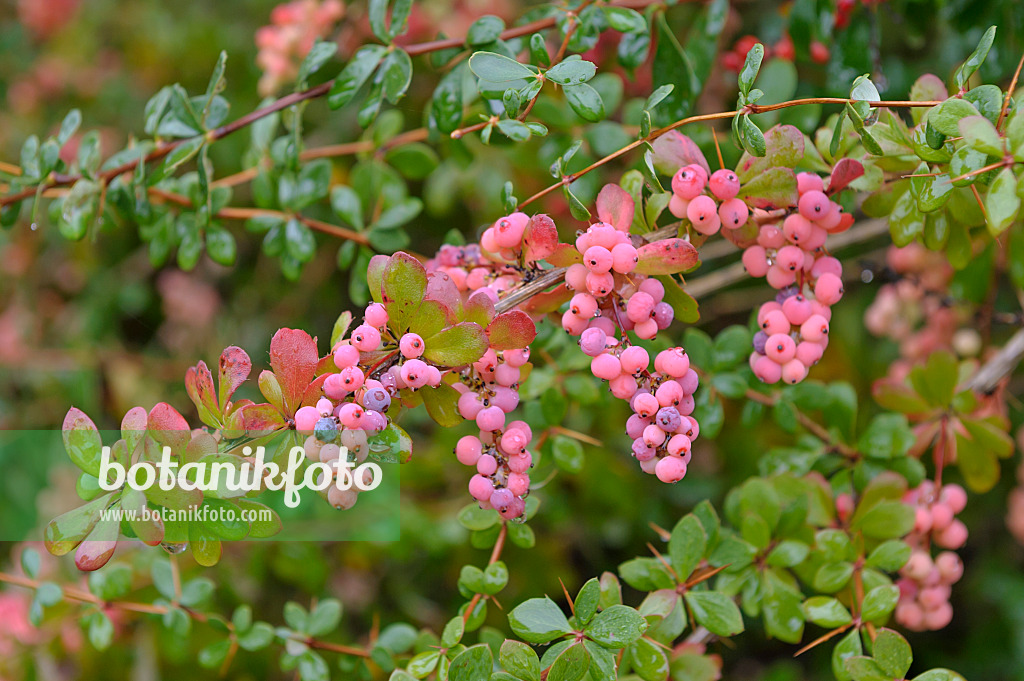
[712,129,725,170]
[559,578,575,616]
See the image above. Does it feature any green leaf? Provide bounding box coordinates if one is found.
[873,628,913,679]
[466,15,505,45]
[845,657,889,681]
[563,83,605,122]
[551,436,584,474]
[21,548,41,579]
[441,615,465,647]
[985,167,1020,236]
[860,585,899,621]
[814,562,854,592]
[547,642,590,681]
[88,611,114,650]
[684,591,744,637]
[297,41,338,86]
[574,579,601,627]
[448,644,493,681]
[422,323,489,367]
[500,640,541,681]
[508,598,572,644]
[546,59,597,85]
[802,596,853,628]
[469,52,535,82]
[627,637,669,681]
[762,588,805,643]
[832,627,864,681]
[380,49,413,104]
[585,605,647,649]
[329,45,388,109]
[431,65,464,134]
[956,26,996,90]
[854,501,916,539]
[928,98,981,137]
[866,540,911,572]
[457,503,498,531]
[604,6,647,33]
[959,115,1003,156]
[163,136,205,172]
[307,599,342,637]
[62,408,104,477]
[738,43,764,96]
[668,514,707,579]
[284,218,316,263]
[420,382,463,427]
[618,557,676,591]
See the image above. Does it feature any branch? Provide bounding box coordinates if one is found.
[965,326,1024,393]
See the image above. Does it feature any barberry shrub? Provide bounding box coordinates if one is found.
[1,1,1024,680]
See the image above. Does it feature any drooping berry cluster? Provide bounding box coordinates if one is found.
[864,244,967,382]
[894,482,969,632]
[668,165,749,236]
[743,173,851,384]
[452,346,534,519]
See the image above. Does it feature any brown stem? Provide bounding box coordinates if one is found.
[519,99,942,209]
[461,522,509,625]
[996,53,1024,131]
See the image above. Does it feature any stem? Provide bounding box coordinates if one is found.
[462,522,509,625]
[519,99,941,209]
[996,53,1024,131]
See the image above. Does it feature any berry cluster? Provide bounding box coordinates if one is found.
[894,482,968,632]
[720,34,798,72]
[864,244,968,383]
[668,165,749,236]
[256,0,344,96]
[553,217,700,481]
[743,172,852,384]
[452,345,534,520]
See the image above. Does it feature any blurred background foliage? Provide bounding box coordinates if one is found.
[2,0,1024,679]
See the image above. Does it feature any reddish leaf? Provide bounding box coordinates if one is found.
[596,185,635,232]
[366,254,389,303]
[546,243,583,267]
[523,214,559,262]
[300,373,331,408]
[120,406,148,457]
[463,291,497,327]
[63,407,103,478]
[486,311,538,350]
[217,346,251,410]
[269,328,319,414]
[520,286,572,316]
[239,403,288,437]
[315,354,337,376]
[185,360,221,427]
[425,270,463,316]
[828,159,865,194]
[635,239,700,275]
[44,492,113,556]
[184,430,219,465]
[74,517,119,571]
[148,402,192,453]
[735,125,804,182]
[651,131,710,177]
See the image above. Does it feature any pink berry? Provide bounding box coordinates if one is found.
[795,341,824,366]
[476,406,506,432]
[753,355,782,383]
[709,169,740,200]
[800,315,829,342]
[334,344,360,369]
[583,246,613,274]
[765,334,797,364]
[935,552,963,583]
[611,243,638,273]
[634,318,659,340]
[679,368,698,394]
[655,380,684,407]
[666,434,692,456]
[782,294,813,325]
[351,324,381,351]
[742,246,770,277]
[659,348,690,378]
[781,359,808,384]
[798,190,830,220]
[458,392,484,420]
[671,166,706,200]
[324,373,349,400]
[562,310,589,335]
[643,424,667,447]
[626,292,656,323]
[902,551,933,581]
[776,245,805,272]
[638,278,665,301]
[340,366,365,391]
[364,303,389,328]
[782,214,813,245]
[565,263,589,290]
[930,502,955,531]
[456,436,483,465]
[586,272,615,297]
[493,212,529,249]
[687,195,721,235]
[796,172,824,194]
[399,333,425,358]
[758,224,786,249]
[619,346,650,375]
[338,403,365,429]
[505,348,531,368]
[591,353,622,380]
[718,198,749,229]
[940,484,968,514]
[468,474,494,501]
[653,302,674,329]
[401,359,429,389]
[610,374,637,399]
[570,293,598,318]
[922,602,953,630]
[761,309,791,335]
[934,519,968,549]
[507,473,530,496]
[579,327,608,356]
[811,256,843,279]
[633,392,660,418]
[294,406,320,432]
[669,195,690,219]
[814,273,844,305]
[655,455,688,483]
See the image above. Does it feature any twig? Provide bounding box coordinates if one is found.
[965,326,1024,393]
